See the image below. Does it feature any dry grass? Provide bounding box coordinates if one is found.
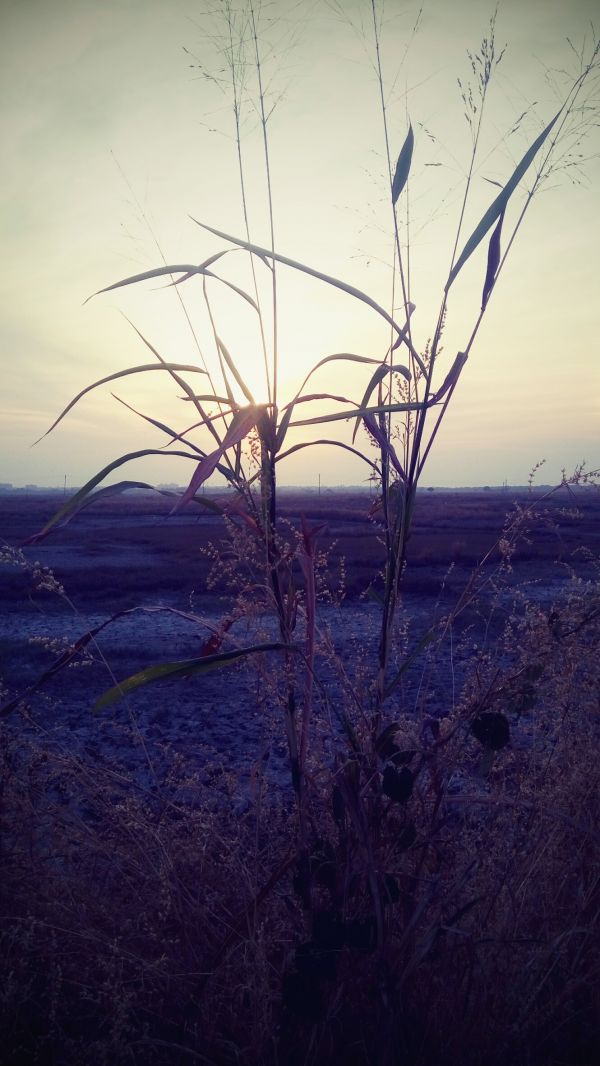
[1,528,599,1065]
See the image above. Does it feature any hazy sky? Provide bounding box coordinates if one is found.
[1,0,598,490]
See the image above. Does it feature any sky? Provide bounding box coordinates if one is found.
[1,0,599,491]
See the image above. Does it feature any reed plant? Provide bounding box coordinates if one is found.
[3,3,600,1063]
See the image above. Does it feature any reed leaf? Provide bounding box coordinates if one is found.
[94,642,294,710]
[173,405,264,512]
[352,361,411,443]
[362,415,405,480]
[192,219,424,365]
[276,439,380,473]
[481,208,505,309]
[392,124,414,205]
[216,335,255,404]
[446,107,561,291]
[34,364,207,444]
[25,448,206,544]
[432,351,469,403]
[111,394,203,452]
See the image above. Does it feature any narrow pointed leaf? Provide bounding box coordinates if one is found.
[446,107,561,291]
[86,264,202,303]
[173,405,263,512]
[276,439,380,473]
[362,415,405,480]
[94,642,293,710]
[111,394,202,452]
[192,219,423,360]
[432,351,468,403]
[392,124,414,205]
[216,336,255,403]
[24,481,153,541]
[89,261,259,312]
[24,448,202,544]
[290,398,430,428]
[276,354,385,450]
[352,362,411,443]
[34,364,207,443]
[481,209,504,309]
[123,319,223,447]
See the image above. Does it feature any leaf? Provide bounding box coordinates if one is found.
[24,449,203,544]
[277,439,381,475]
[282,973,323,1021]
[481,208,505,309]
[392,123,414,205]
[111,394,202,453]
[381,874,401,905]
[215,335,255,404]
[277,357,371,448]
[289,397,429,428]
[362,415,406,481]
[343,916,377,952]
[192,219,423,361]
[383,628,436,699]
[375,722,403,760]
[294,942,338,979]
[471,713,510,751]
[432,351,468,404]
[90,260,259,312]
[331,785,346,828]
[94,641,292,711]
[173,405,263,512]
[352,361,411,443]
[123,318,226,451]
[391,300,416,351]
[446,107,562,292]
[34,364,207,444]
[396,822,417,852]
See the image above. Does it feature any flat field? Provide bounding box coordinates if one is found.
[1,485,598,791]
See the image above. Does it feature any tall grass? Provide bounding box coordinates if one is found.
[3,3,600,1062]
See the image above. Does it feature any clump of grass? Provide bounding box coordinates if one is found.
[3,3,600,1063]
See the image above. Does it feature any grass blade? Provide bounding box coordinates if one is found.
[392,123,414,205]
[34,364,207,444]
[276,354,384,449]
[481,209,505,309]
[173,405,263,512]
[24,448,203,544]
[216,336,255,404]
[290,398,430,428]
[352,361,411,443]
[277,439,380,473]
[94,642,294,710]
[432,351,468,402]
[192,219,423,360]
[446,107,561,291]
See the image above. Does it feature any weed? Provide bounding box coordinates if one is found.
[2,3,600,1063]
